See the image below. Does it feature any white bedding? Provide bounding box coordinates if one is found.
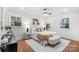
[31,31,57,42]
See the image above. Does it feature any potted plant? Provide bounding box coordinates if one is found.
[5,26,12,34]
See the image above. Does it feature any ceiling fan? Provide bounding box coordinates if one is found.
[42,8,52,15]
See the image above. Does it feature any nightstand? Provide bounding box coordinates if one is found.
[24,33,31,39]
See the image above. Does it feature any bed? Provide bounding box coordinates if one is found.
[37,31,53,42]
[31,31,57,42]
[30,26,61,46]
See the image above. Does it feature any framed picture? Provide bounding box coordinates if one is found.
[61,17,69,28]
[11,16,21,26]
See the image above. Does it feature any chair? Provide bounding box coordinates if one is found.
[1,34,10,50]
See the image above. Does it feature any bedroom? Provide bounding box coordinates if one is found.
[0,7,79,52]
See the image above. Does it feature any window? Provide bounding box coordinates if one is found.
[11,16,21,26]
[61,17,69,28]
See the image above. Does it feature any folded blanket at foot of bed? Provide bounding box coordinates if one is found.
[48,35,61,45]
[42,35,62,46]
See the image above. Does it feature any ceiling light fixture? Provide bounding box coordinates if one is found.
[42,8,52,16]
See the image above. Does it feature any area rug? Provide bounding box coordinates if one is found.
[25,39,71,52]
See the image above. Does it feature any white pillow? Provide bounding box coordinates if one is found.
[1,37,8,43]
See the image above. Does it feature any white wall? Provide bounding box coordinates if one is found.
[5,9,33,40]
[4,8,79,41]
[45,10,79,41]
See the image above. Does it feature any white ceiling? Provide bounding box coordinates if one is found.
[6,7,79,16]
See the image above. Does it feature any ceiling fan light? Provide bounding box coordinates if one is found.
[43,13,48,16]
[43,11,47,14]
[43,10,47,12]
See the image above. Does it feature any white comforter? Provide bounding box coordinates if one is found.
[31,31,57,41]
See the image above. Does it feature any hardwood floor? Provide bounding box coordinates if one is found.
[63,40,79,52]
[17,39,34,52]
[17,39,79,52]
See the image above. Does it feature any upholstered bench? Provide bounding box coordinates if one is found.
[48,35,61,46]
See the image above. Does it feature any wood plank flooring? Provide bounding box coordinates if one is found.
[17,39,79,52]
[63,40,79,52]
[17,39,34,52]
